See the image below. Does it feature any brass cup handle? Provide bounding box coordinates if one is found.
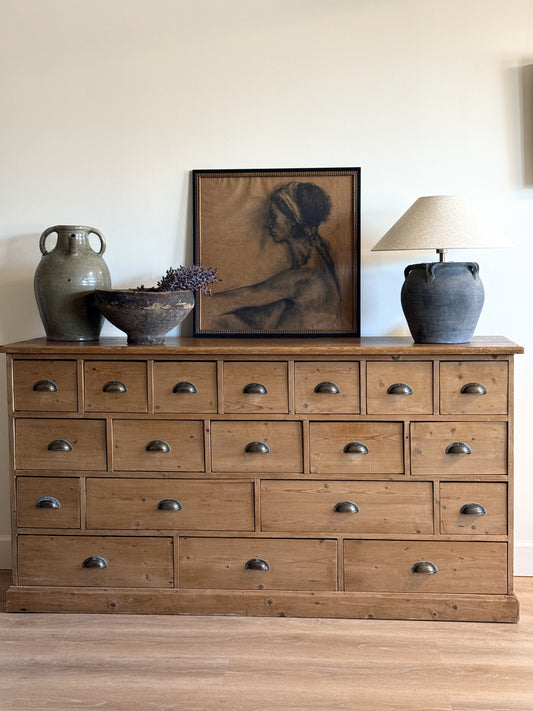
[33,379,58,393]
[243,383,268,395]
[461,382,487,395]
[103,380,127,393]
[157,498,182,511]
[314,381,340,394]
[333,501,359,514]
[146,440,171,453]
[82,556,108,569]
[387,383,413,396]
[47,439,73,452]
[460,502,487,516]
[245,558,270,571]
[411,561,438,575]
[445,442,472,455]
[173,381,197,394]
[35,496,61,509]
[244,441,270,454]
[343,441,369,455]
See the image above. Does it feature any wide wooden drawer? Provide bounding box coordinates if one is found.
[309,422,404,474]
[260,480,433,533]
[86,478,254,531]
[13,360,78,412]
[15,419,107,471]
[366,361,433,415]
[112,420,205,471]
[344,540,508,594]
[222,361,288,414]
[210,421,303,473]
[16,476,80,528]
[17,535,174,587]
[440,361,508,414]
[439,482,507,535]
[410,422,507,476]
[294,362,360,414]
[84,361,147,413]
[179,537,337,590]
[154,361,217,413]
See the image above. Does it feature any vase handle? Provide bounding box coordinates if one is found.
[39,226,58,255]
[88,228,106,255]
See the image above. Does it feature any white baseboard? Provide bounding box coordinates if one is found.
[514,541,533,576]
[0,535,11,569]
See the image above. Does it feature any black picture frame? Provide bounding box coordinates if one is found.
[193,167,361,337]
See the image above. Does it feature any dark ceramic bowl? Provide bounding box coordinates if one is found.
[95,289,194,345]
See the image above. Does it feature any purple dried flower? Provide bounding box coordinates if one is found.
[137,265,219,294]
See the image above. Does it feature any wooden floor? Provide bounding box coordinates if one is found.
[1,572,533,711]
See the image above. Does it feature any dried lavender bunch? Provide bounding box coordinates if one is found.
[138,265,218,294]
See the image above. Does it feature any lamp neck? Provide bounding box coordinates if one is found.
[437,248,447,262]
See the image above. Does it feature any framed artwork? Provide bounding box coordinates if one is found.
[193,167,360,337]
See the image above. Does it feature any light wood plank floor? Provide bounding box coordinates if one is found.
[1,572,532,711]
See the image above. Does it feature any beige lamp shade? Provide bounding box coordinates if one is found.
[371,195,511,253]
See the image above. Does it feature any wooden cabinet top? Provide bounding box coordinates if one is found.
[0,335,524,356]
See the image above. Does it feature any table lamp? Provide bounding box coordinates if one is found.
[371,195,511,343]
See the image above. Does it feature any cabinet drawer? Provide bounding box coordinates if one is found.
[18,535,174,587]
[154,361,217,413]
[211,421,303,473]
[84,361,147,413]
[440,361,508,414]
[180,537,336,590]
[112,420,204,472]
[344,540,507,594]
[260,480,433,533]
[87,478,254,531]
[439,482,507,535]
[411,422,507,476]
[13,360,78,412]
[223,362,288,414]
[15,419,107,471]
[309,422,404,475]
[16,477,80,528]
[366,361,433,415]
[294,362,360,414]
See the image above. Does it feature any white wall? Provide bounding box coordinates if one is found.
[1,0,532,572]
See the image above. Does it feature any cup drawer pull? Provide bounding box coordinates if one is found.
[445,442,472,455]
[82,556,108,569]
[146,440,171,453]
[460,502,487,516]
[411,561,438,575]
[387,383,413,395]
[35,496,61,509]
[461,382,487,395]
[173,381,197,394]
[245,558,270,571]
[244,441,270,454]
[243,383,268,395]
[103,380,127,393]
[343,441,369,455]
[314,381,340,394]
[47,439,73,452]
[157,498,182,511]
[333,500,359,514]
[33,379,58,393]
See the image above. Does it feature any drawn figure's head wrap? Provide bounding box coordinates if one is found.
[271,181,332,230]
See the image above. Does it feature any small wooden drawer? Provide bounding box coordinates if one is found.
[16,477,80,528]
[366,361,433,415]
[15,419,107,471]
[294,362,360,414]
[309,422,404,475]
[344,540,508,594]
[440,361,508,414]
[112,420,204,472]
[179,537,337,590]
[154,361,217,413]
[411,422,507,476]
[439,482,507,535]
[86,478,254,531]
[211,421,303,473]
[84,361,147,413]
[17,535,174,587]
[260,480,433,534]
[222,362,288,414]
[13,360,78,412]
